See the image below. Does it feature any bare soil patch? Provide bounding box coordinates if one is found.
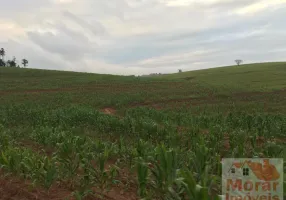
[101,108,117,115]
[0,174,72,200]
[102,186,138,200]
[18,140,54,157]
[0,167,138,200]
[0,82,184,96]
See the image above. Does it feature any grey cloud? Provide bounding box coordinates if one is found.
[86,0,130,20]
[1,0,286,75]
[98,5,286,67]
[129,33,286,70]
[0,39,65,71]
[0,0,51,18]
[53,22,90,44]
[62,11,107,36]
[200,0,261,10]
[0,0,49,10]
[27,28,94,60]
[100,43,179,64]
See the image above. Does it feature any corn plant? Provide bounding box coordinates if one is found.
[136,157,149,198]
[188,137,211,180]
[178,169,221,200]
[72,189,94,200]
[148,145,179,199]
[41,157,58,189]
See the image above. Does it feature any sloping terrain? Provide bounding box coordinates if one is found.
[159,62,286,91]
[0,63,285,200]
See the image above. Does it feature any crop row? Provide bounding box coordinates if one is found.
[0,105,285,199]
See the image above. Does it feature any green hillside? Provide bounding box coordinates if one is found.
[1,62,285,93]
[0,67,143,90]
[1,62,285,111]
[159,62,286,92]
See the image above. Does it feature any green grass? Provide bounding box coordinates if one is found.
[2,62,285,92]
[159,62,286,92]
[0,63,285,199]
[0,67,160,90]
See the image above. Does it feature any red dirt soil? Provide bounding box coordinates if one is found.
[0,152,138,200]
[0,174,72,200]
[18,140,54,157]
[0,82,184,95]
[0,172,139,200]
[101,108,116,115]
[101,187,138,200]
[91,159,138,200]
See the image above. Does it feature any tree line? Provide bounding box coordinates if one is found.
[0,48,28,68]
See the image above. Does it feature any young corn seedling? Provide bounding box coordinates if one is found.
[149,145,179,199]
[72,189,94,200]
[263,142,284,158]
[178,169,221,200]
[136,157,149,198]
[0,147,22,174]
[188,138,211,181]
[41,156,58,190]
[56,140,82,188]
[90,144,120,193]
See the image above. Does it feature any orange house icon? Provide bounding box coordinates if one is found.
[228,159,280,181]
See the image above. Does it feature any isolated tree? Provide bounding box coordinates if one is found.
[0,48,5,60]
[6,60,12,67]
[0,48,5,66]
[6,60,11,67]
[0,59,5,67]
[22,59,28,67]
[235,59,243,66]
[7,57,17,67]
[178,69,182,73]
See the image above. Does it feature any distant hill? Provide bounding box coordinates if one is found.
[1,62,285,92]
[157,62,286,92]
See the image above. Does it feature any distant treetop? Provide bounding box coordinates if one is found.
[235,59,243,66]
[0,48,29,68]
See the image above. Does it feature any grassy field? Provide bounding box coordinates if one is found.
[0,63,285,200]
[160,62,286,91]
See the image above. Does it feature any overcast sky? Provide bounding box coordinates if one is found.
[0,0,286,75]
